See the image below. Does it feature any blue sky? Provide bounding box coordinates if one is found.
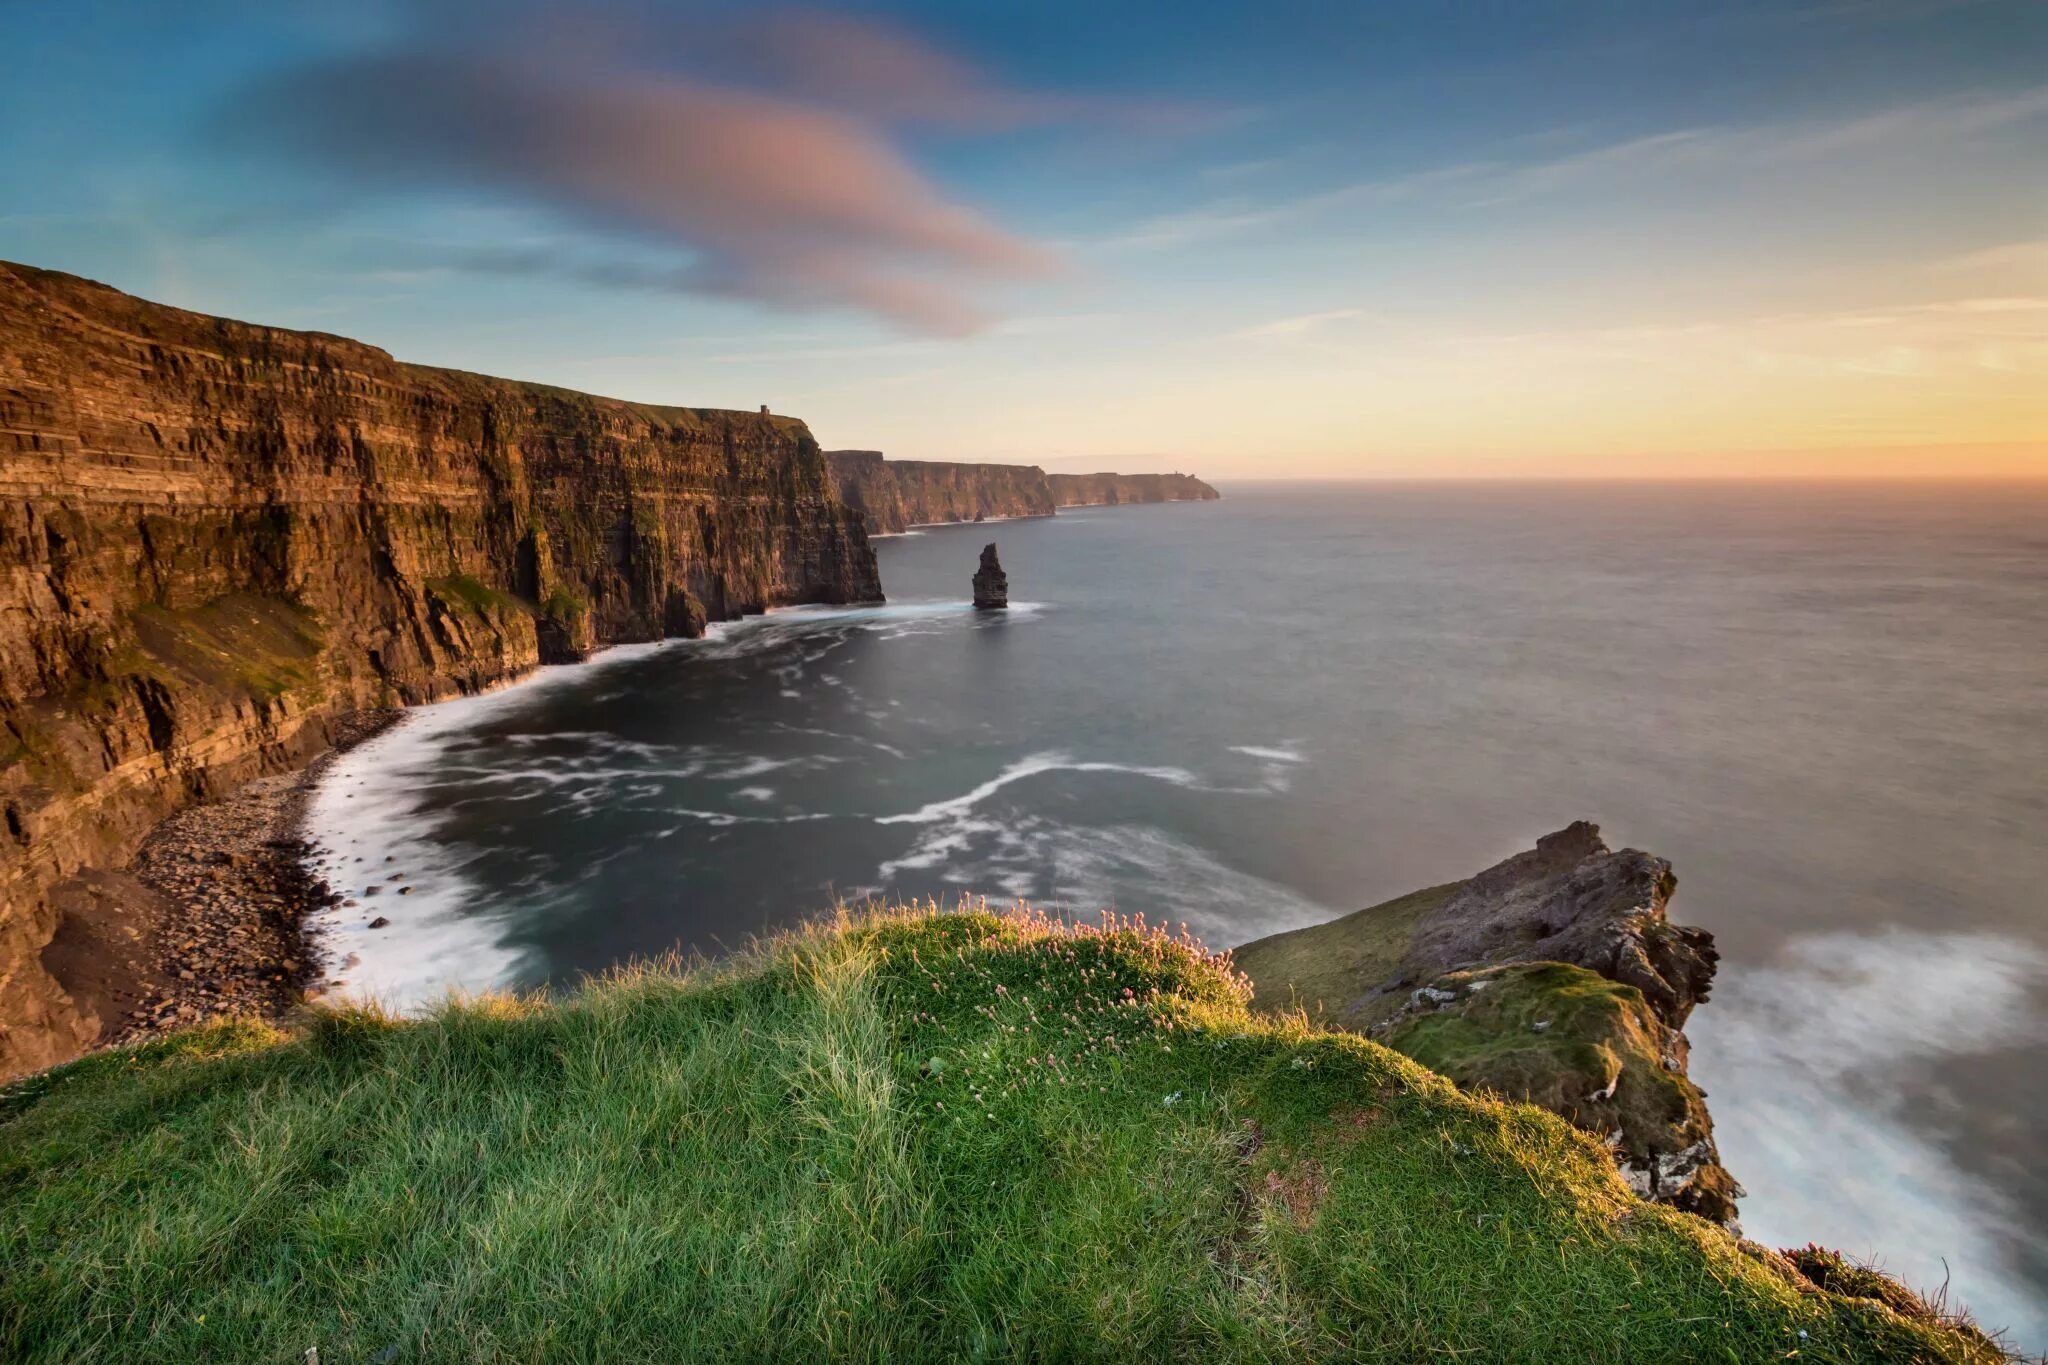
[3,0,2043,474]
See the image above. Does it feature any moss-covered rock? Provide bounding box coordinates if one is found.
[1235,824,1741,1226]
[1375,961,1739,1221]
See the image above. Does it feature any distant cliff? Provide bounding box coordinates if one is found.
[825,451,1217,534]
[0,262,880,1077]
[822,451,1056,534]
[1048,471,1219,508]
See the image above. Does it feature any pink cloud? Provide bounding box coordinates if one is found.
[223,7,1102,334]
[719,9,1089,130]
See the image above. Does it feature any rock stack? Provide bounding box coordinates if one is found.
[972,543,1008,609]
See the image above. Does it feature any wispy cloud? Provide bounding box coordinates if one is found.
[1234,307,1367,340]
[211,5,1191,334]
[1102,85,2048,253]
[1933,238,2048,276]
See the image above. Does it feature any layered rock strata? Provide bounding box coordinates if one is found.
[0,262,881,1077]
[824,451,1216,534]
[1233,822,1740,1225]
[823,451,1055,533]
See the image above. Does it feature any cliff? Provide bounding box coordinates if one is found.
[1047,471,1220,507]
[822,451,1056,533]
[823,451,1217,534]
[0,262,880,1077]
[1233,822,1741,1226]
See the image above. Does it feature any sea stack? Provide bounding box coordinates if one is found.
[973,543,1009,609]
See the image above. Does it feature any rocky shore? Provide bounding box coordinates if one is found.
[40,711,399,1047]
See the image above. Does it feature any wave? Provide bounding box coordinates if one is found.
[874,752,1200,826]
[1230,742,1306,764]
[1692,929,2048,1346]
[876,811,1334,947]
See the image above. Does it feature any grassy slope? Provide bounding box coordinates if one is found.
[0,908,1996,1363]
[1232,882,1462,1021]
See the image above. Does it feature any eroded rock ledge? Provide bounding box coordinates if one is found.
[1233,822,1741,1225]
[0,261,882,1077]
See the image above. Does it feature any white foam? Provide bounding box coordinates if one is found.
[1230,742,1306,764]
[710,756,798,780]
[297,620,833,1005]
[303,598,1025,1004]
[874,751,1201,826]
[875,809,1335,947]
[1692,930,2048,1347]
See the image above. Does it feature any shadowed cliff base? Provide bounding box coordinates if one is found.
[824,449,1218,534]
[0,261,881,1078]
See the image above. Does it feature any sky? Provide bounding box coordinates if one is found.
[1,0,2043,478]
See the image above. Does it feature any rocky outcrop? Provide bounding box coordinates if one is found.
[823,452,1217,534]
[1385,822,1716,1028]
[972,543,1007,609]
[0,261,881,1077]
[1233,823,1740,1226]
[1047,471,1219,508]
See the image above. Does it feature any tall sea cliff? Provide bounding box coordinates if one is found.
[0,263,880,1075]
[825,449,1217,534]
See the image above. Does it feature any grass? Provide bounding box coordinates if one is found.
[0,905,2003,1363]
[426,575,534,620]
[128,592,325,701]
[1231,881,1462,1021]
[1378,963,1705,1157]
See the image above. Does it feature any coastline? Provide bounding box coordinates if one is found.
[28,545,1090,1058]
[40,710,401,1048]
[868,511,1056,538]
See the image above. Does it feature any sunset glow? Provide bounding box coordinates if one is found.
[3,1,2041,476]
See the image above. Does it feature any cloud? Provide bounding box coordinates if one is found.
[694,9,1178,132]
[1235,308,1367,340]
[1933,238,2048,277]
[215,6,1105,334]
[1102,85,2048,253]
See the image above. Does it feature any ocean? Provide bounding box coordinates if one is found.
[304,480,2048,1346]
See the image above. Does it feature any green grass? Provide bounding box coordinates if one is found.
[1379,963,1703,1154]
[427,575,534,619]
[128,592,325,700]
[0,906,2000,1363]
[1231,881,1462,1022]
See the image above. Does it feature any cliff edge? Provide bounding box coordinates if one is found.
[0,905,2003,1362]
[1233,822,1740,1225]
[0,262,881,1076]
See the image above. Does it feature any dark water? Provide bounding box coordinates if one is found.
[308,481,2048,1344]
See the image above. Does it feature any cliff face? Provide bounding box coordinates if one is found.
[824,452,1217,534]
[1047,472,1219,507]
[0,262,880,1077]
[823,451,1056,533]
[1233,823,1740,1226]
